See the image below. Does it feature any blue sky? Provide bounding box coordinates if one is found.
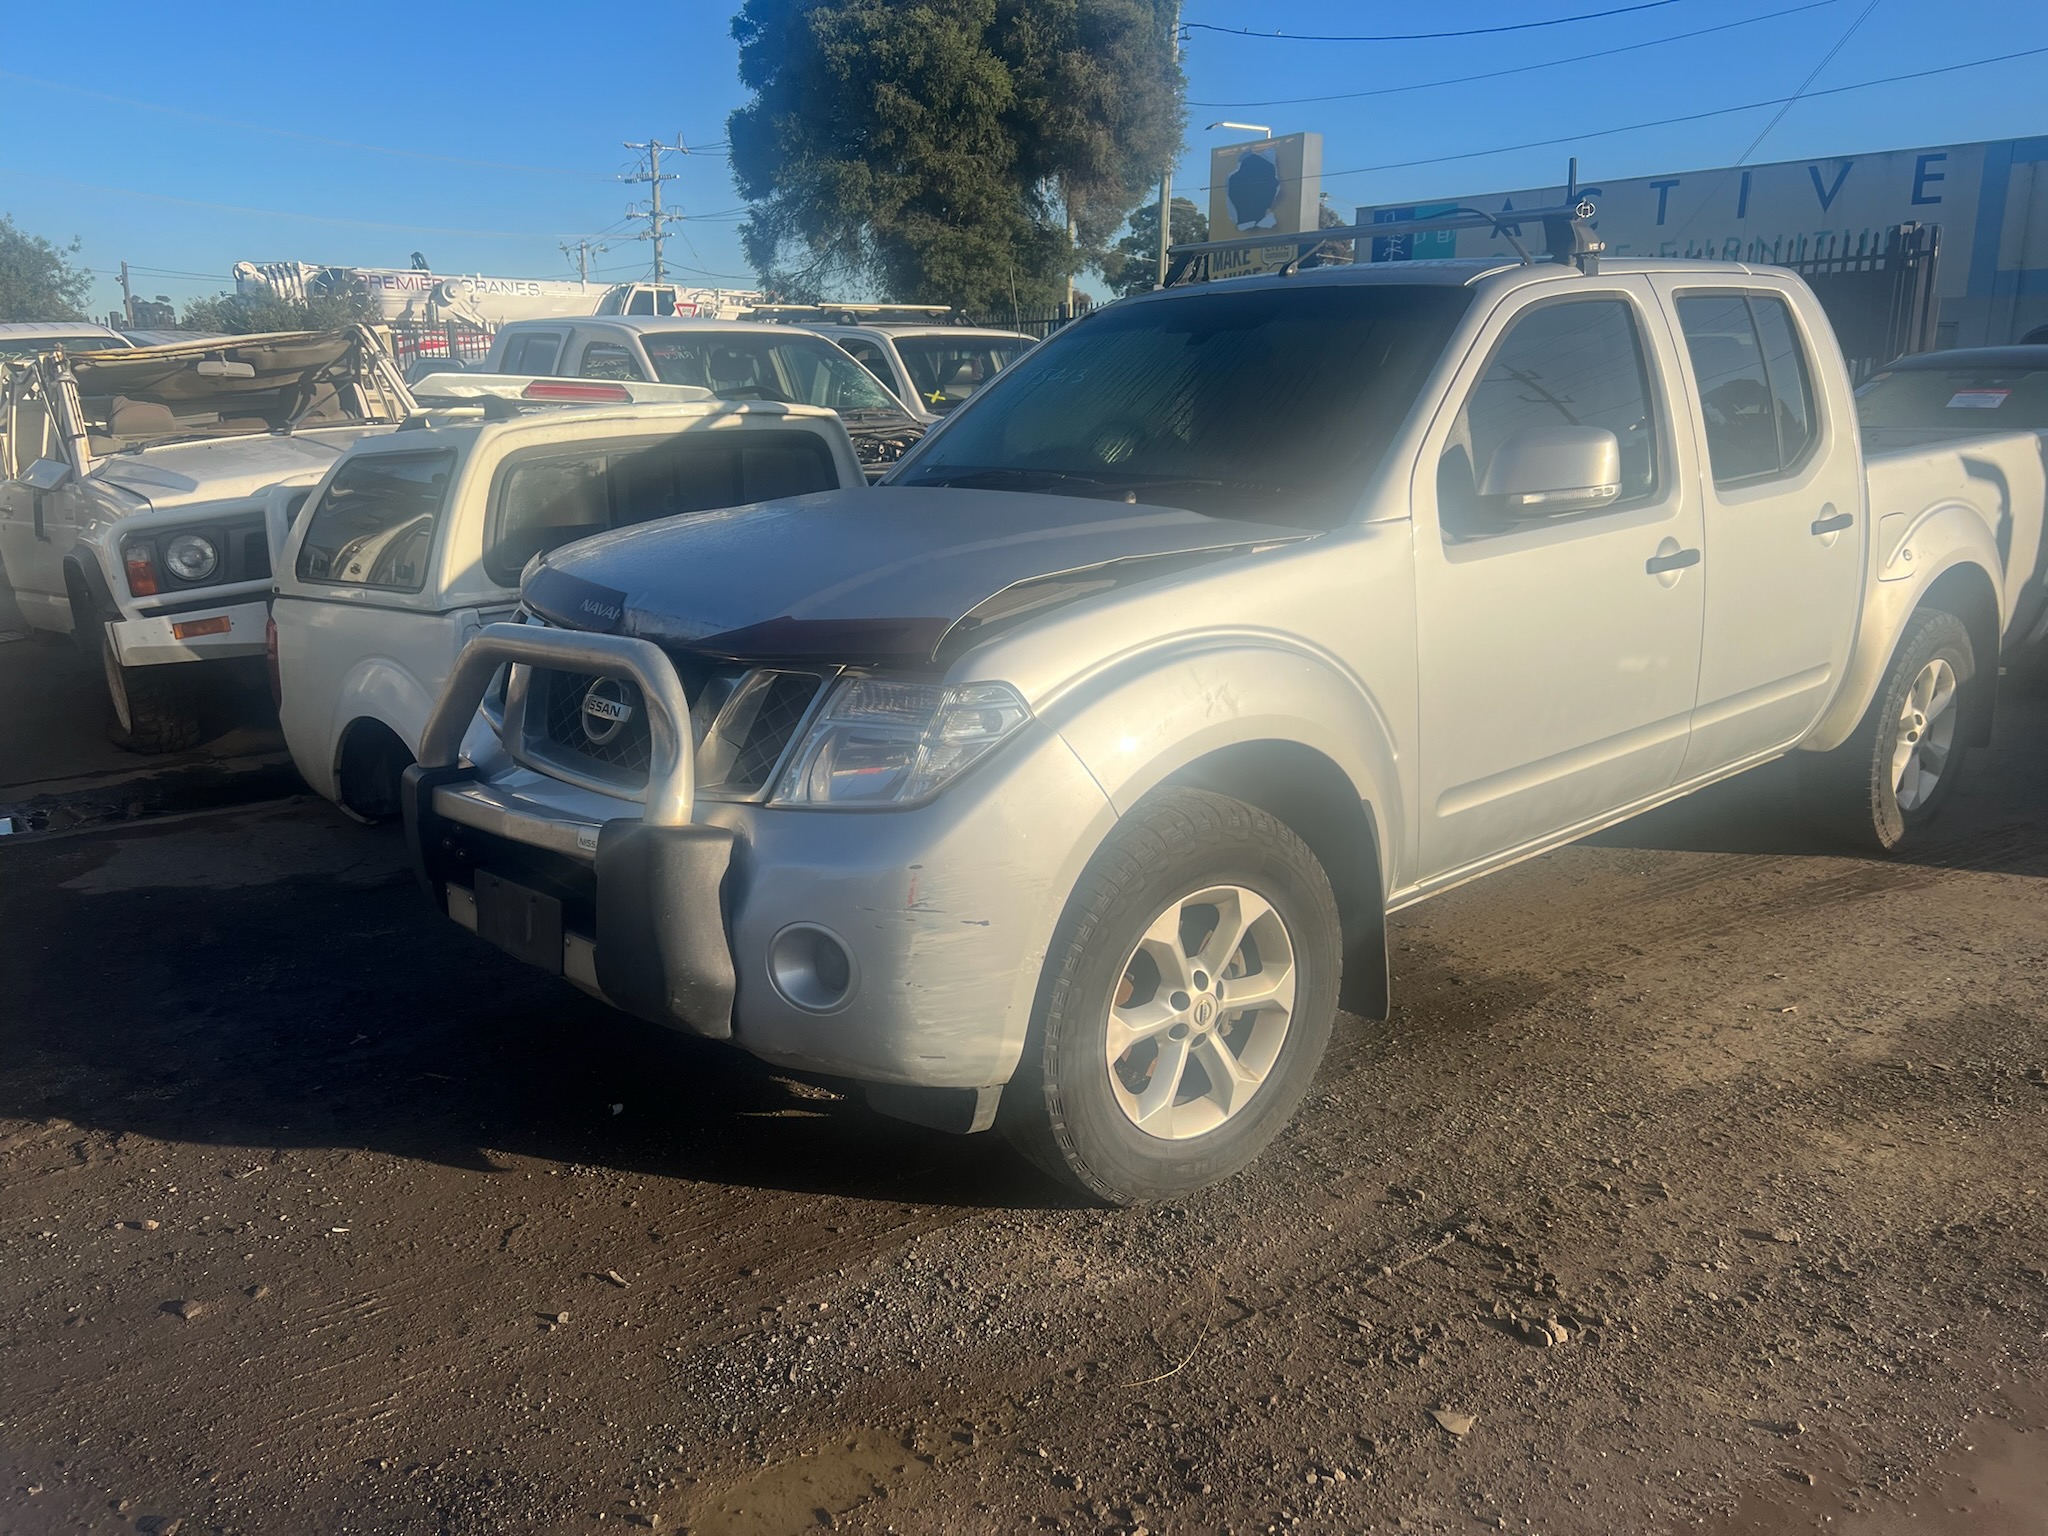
[1,0,2041,319]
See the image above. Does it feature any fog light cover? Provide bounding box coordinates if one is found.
[767,923,857,1012]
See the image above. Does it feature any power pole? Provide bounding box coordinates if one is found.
[620,137,687,285]
[1156,0,1184,288]
[560,239,607,284]
[118,260,136,327]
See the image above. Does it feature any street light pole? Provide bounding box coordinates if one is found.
[1155,0,1184,289]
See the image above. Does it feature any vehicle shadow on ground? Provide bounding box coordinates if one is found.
[0,814,1075,1212]
[0,633,284,793]
[1584,664,2048,873]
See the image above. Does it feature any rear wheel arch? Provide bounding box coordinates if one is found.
[334,716,415,822]
[1915,562,2000,747]
[1160,739,1388,1020]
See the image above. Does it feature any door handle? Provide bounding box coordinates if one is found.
[1645,547,1701,575]
[1811,510,1854,536]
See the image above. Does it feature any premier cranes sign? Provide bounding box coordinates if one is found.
[1207,133,1323,279]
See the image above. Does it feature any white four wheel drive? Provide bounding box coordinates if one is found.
[270,375,868,821]
[403,208,2048,1203]
[0,328,414,752]
[745,304,1035,426]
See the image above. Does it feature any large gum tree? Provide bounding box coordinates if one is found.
[728,0,1183,314]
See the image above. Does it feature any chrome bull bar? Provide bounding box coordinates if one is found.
[417,623,697,827]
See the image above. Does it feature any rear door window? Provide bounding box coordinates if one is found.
[296,450,454,592]
[484,430,841,586]
[1677,293,1820,482]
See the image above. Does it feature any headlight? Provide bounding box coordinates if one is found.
[772,677,1030,807]
[164,533,220,582]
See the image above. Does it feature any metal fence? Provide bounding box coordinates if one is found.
[1765,223,1943,381]
[961,302,1090,340]
[383,322,495,378]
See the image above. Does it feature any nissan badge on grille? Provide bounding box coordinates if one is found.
[581,678,635,746]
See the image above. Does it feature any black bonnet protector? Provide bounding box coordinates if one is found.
[522,487,1306,668]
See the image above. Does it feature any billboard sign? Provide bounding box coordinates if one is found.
[1355,136,2048,346]
[1207,133,1323,279]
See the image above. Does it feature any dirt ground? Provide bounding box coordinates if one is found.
[2,659,2046,1534]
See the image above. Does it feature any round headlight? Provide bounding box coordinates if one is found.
[164,534,220,582]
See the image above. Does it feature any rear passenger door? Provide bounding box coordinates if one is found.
[1657,282,1864,775]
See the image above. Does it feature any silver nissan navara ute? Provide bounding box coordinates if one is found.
[404,208,2048,1203]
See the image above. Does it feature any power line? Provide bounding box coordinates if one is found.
[1189,0,1843,108]
[1716,0,1880,176]
[1212,42,2048,191]
[1184,0,1684,44]
[1667,0,1881,238]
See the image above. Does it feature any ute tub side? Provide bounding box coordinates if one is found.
[1805,431,2048,754]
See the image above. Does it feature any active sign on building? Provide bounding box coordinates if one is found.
[1207,133,1323,280]
[1357,135,2048,347]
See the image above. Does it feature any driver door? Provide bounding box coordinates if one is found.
[1412,282,1707,884]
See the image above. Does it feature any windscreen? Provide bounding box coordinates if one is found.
[892,283,1472,526]
[893,335,1028,413]
[640,333,902,413]
[1857,365,2048,431]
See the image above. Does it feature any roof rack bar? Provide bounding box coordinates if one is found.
[1164,199,1603,286]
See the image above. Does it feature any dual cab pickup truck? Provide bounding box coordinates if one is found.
[403,216,2047,1202]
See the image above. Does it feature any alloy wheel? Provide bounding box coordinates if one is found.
[1892,656,1957,812]
[1104,884,1297,1141]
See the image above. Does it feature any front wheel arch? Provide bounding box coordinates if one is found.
[1160,740,1387,1020]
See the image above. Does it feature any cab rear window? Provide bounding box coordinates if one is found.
[484,430,839,587]
[295,451,454,592]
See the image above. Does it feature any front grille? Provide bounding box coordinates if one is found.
[520,662,822,800]
[534,668,653,777]
[725,673,820,793]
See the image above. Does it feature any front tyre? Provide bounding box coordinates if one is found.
[100,625,202,755]
[1805,608,1974,852]
[1001,788,1341,1205]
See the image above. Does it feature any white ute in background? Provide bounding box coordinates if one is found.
[269,374,867,821]
[0,328,414,752]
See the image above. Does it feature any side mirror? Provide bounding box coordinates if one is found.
[18,457,71,492]
[1478,426,1621,517]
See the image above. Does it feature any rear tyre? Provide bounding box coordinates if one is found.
[1803,608,1974,852]
[100,625,202,755]
[1000,788,1342,1205]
